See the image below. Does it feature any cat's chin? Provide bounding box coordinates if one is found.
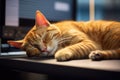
[41,52,54,56]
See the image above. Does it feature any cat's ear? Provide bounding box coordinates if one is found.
[7,40,23,48]
[35,10,50,27]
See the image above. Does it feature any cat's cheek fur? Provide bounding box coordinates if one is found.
[47,40,59,56]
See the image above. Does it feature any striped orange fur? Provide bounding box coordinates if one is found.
[8,10,120,61]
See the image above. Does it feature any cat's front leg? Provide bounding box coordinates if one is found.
[55,48,73,61]
[89,49,120,60]
[26,47,41,57]
[55,40,100,61]
[22,43,41,57]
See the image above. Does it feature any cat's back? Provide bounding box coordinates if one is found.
[77,20,120,32]
[80,20,120,36]
[78,20,120,49]
[54,20,120,28]
[53,20,120,34]
[53,20,120,37]
[54,20,120,49]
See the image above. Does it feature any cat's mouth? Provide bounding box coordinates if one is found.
[41,52,50,56]
[40,48,53,56]
[41,46,58,56]
[41,51,54,56]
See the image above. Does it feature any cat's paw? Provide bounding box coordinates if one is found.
[55,51,72,61]
[26,48,40,57]
[89,50,104,61]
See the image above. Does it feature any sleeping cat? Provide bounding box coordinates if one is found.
[8,10,120,61]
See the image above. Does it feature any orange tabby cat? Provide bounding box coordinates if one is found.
[8,10,120,61]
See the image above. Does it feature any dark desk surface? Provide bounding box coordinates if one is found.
[0,55,120,80]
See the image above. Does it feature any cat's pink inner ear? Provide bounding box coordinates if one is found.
[7,40,23,48]
[36,10,50,27]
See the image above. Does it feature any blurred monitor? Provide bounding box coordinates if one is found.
[5,0,76,27]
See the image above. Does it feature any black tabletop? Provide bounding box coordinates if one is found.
[0,55,120,80]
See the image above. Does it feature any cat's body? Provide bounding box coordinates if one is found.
[8,10,120,61]
[48,20,120,61]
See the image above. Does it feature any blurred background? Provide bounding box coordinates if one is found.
[0,0,120,80]
[0,0,120,53]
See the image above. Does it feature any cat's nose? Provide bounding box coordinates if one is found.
[41,47,47,52]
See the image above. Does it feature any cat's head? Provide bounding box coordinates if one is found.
[8,10,61,57]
